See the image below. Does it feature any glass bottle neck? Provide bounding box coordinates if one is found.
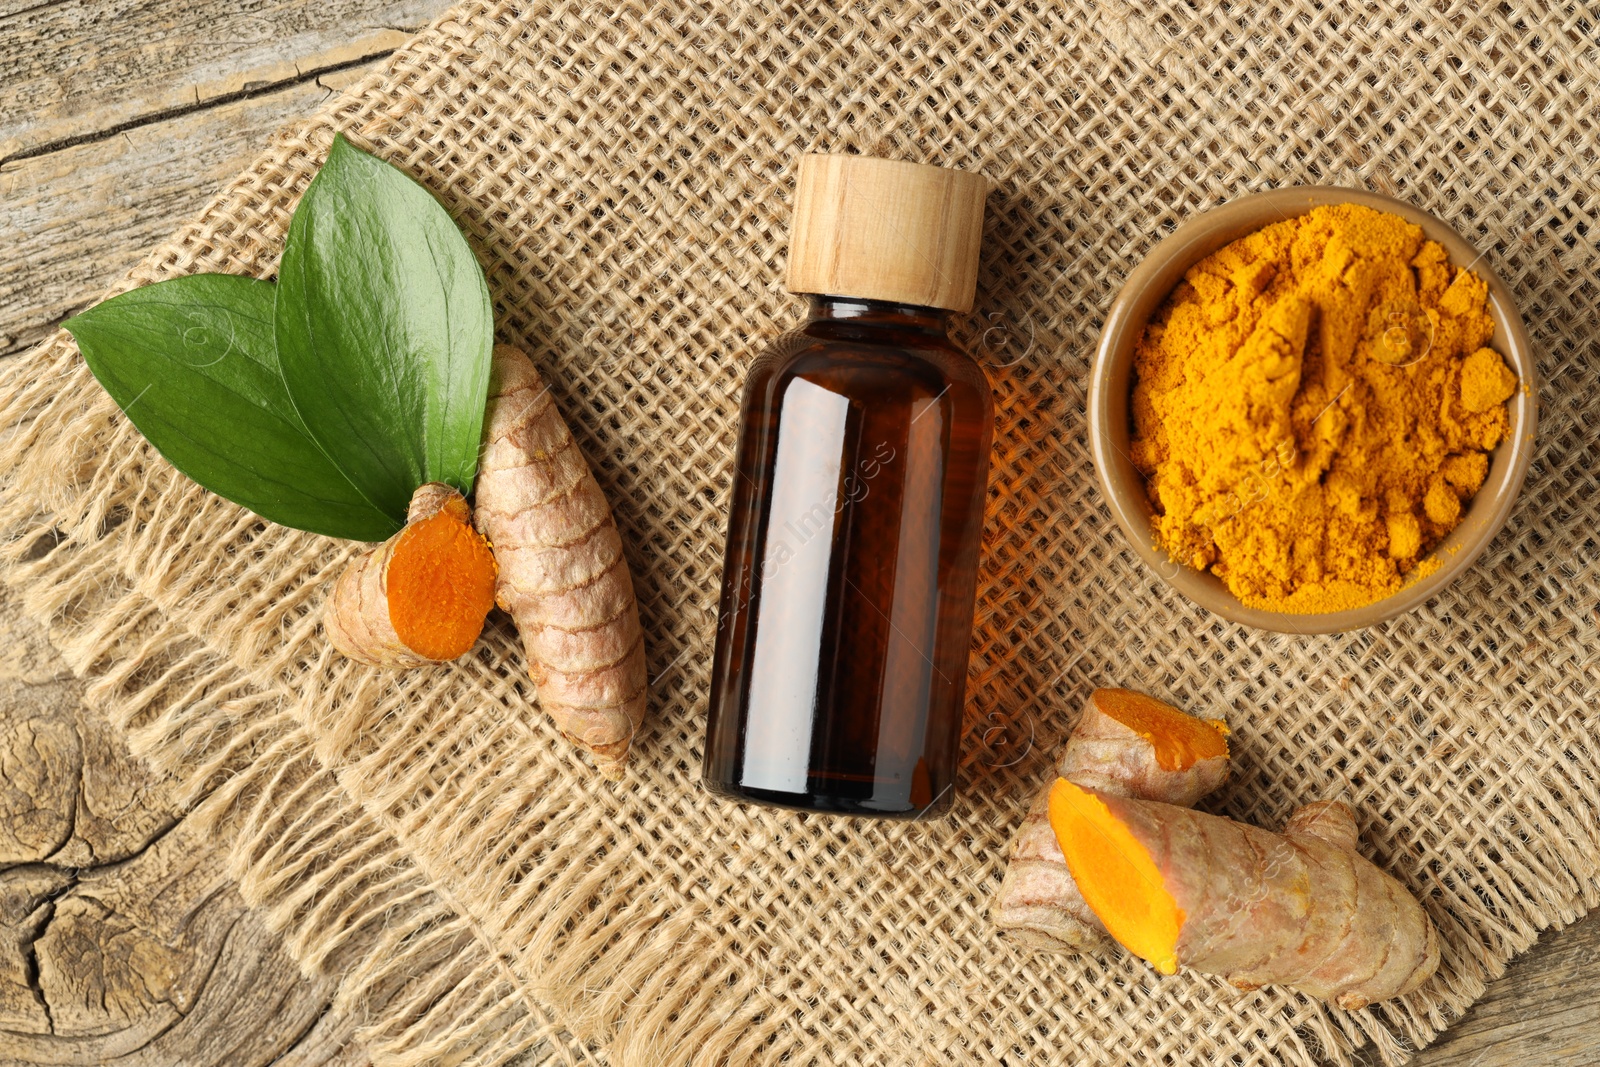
[804,295,951,336]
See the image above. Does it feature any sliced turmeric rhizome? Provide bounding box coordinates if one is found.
[326,483,498,668]
[993,688,1229,952]
[326,346,649,781]
[1047,778,1440,1008]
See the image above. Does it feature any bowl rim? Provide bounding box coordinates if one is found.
[1088,185,1540,635]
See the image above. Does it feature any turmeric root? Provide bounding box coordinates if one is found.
[325,483,499,667]
[1047,779,1440,1008]
[474,345,647,780]
[1057,687,1230,806]
[993,689,1229,951]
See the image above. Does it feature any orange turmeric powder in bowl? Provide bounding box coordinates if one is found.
[1127,203,1521,616]
[1090,188,1537,632]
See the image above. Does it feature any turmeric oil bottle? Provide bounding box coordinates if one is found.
[703,154,992,817]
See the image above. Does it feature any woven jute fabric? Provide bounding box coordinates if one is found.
[3,3,1597,1064]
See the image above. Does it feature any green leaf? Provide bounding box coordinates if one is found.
[65,275,401,542]
[274,133,493,518]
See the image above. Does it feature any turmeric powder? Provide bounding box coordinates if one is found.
[1131,203,1518,614]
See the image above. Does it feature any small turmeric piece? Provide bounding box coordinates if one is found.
[1132,203,1518,613]
[992,689,1229,952]
[325,483,498,667]
[1048,779,1440,1008]
[1059,687,1230,804]
[474,346,647,780]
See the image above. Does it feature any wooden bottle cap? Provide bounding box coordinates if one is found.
[786,154,989,313]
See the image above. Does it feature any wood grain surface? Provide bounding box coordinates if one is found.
[0,3,431,1064]
[0,587,370,1066]
[1,3,1596,1064]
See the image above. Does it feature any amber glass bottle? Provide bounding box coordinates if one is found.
[703,154,992,817]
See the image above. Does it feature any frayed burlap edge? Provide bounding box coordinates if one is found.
[0,346,809,1067]
[0,346,599,1066]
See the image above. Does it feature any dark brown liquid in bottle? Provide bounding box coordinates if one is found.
[703,296,993,817]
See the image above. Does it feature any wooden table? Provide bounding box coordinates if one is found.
[1,3,1595,1064]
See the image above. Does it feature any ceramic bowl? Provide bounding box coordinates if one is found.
[1088,186,1538,634]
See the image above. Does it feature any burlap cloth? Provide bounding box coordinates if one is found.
[3,3,1596,1064]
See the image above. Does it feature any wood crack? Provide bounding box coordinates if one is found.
[16,875,75,1035]
[0,49,396,169]
[167,911,242,1021]
[19,900,53,1033]
[262,992,336,1067]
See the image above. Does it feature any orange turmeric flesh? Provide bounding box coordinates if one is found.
[1045,780,1441,1006]
[1047,778,1184,974]
[1093,688,1229,772]
[386,509,499,660]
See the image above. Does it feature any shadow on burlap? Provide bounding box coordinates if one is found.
[2,3,1597,1064]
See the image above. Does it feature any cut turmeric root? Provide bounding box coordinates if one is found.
[325,483,499,667]
[1058,688,1230,806]
[1048,779,1440,1008]
[993,688,1229,951]
[474,345,647,780]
